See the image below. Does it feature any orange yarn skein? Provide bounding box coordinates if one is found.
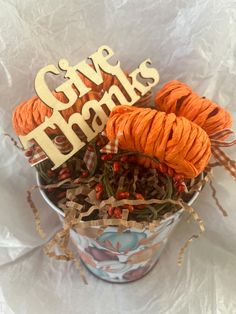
[155,80,232,137]
[12,91,98,136]
[106,105,211,178]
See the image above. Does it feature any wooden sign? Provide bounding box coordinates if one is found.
[19,45,159,169]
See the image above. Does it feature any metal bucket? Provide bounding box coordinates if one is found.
[36,172,200,283]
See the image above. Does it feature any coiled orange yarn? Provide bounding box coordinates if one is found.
[155,80,232,137]
[106,105,211,178]
[12,91,98,136]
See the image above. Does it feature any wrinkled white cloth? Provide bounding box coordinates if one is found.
[0,0,236,313]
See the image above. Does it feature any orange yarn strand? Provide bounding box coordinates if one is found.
[106,106,211,178]
[155,80,232,137]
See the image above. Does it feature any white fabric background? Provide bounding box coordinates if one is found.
[0,0,236,313]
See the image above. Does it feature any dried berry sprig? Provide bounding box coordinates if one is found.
[37,137,200,222]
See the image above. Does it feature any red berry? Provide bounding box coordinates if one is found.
[101,154,113,161]
[177,184,185,193]
[116,191,130,200]
[113,208,122,219]
[113,161,120,173]
[96,190,103,200]
[95,183,103,192]
[81,171,89,178]
[59,168,70,176]
[58,173,70,181]
[135,193,144,200]
[173,174,184,182]
[107,206,114,217]
[125,205,134,213]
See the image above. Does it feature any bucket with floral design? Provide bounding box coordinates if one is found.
[37,172,200,283]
